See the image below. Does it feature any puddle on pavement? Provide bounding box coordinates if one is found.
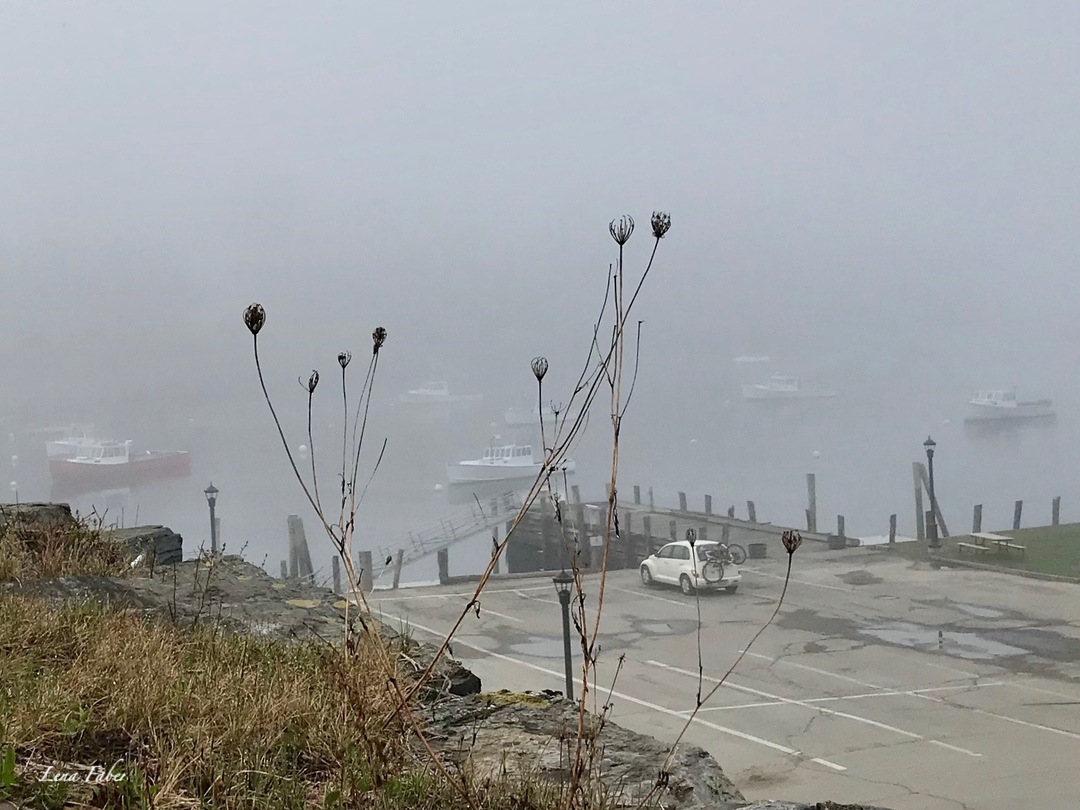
[952,603,1005,619]
[779,607,1080,671]
[863,622,1026,660]
[507,638,566,659]
[838,569,883,586]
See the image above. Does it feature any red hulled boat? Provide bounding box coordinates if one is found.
[48,439,191,489]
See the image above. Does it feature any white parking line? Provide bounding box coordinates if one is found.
[477,607,524,623]
[742,650,884,690]
[921,660,982,679]
[930,740,983,757]
[912,691,1080,742]
[1001,680,1080,702]
[611,586,692,607]
[650,659,924,739]
[376,609,846,772]
[739,567,852,593]
[688,683,1005,713]
[647,659,983,757]
[515,590,561,606]
[744,646,1080,747]
[372,584,552,601]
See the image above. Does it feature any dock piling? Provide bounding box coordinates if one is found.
[392,549,404,589]
[913,463,926,541]
[358,550,373,592]
[623,511,635,569]
[288,515,314,583]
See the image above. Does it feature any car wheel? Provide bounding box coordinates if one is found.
[680,574,694,596]
[640,565,653,587]
[725,584,738,594]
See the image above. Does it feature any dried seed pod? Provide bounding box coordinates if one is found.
[372,327,387,353]
[337,350,352,369]
[609,215,634,245]
[685,527,697,546]
[531,356,549,382]
[306,370,320,394]
[243,303,266,335]
[781,530,802,555]
[651,211,671,239]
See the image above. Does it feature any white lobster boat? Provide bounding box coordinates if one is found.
[446,443,575,484]
[742,375,837,400]
[965,390,1054,423]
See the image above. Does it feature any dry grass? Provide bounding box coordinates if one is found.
[0,594,583,809]
[0,512,131,582]
[0,513,598,808]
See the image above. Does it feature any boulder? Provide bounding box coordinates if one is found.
[428,691,745,809]
[108,525,183,565]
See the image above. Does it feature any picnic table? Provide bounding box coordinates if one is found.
[957,532,1026,559]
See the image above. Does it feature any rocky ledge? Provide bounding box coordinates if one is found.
[1,512,888,809]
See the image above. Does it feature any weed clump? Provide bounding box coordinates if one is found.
[0,509,130,581]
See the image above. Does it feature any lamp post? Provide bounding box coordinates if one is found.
[552,569,575,701]
[204,482,219,554]
[923,437,939,549]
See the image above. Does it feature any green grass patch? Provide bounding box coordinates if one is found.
[915,523,1080,579]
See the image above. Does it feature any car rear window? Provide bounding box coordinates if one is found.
[696,545,717,561]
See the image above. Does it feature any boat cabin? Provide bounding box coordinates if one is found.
[767,375,800,390]
[482,444,533,462]
[73,440,133,463]
[971,390,1018,407]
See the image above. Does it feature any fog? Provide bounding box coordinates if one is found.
[4,2,1080,573]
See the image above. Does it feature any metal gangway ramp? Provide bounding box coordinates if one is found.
[370,489,522,581]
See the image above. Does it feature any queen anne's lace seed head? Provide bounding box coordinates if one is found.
[244,303,266,336]
[372,327,387,353]
[782,530,802,555]
[609,215,634,246]
[651,211,671,239]
[338,351,352,369]
[531,356,549,382]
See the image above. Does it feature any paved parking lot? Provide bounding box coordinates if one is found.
[370,546,1080,808]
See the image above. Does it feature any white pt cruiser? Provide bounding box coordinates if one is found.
[639,539,741,595]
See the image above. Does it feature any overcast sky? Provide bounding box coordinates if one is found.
[4,1,1080,430]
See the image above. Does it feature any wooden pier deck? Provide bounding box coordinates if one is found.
[582,502,833,558]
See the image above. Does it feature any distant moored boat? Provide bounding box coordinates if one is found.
[964,389,1054,424]
[446,443,574,484]
[48,439,191,489]
[742,375,837,400]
